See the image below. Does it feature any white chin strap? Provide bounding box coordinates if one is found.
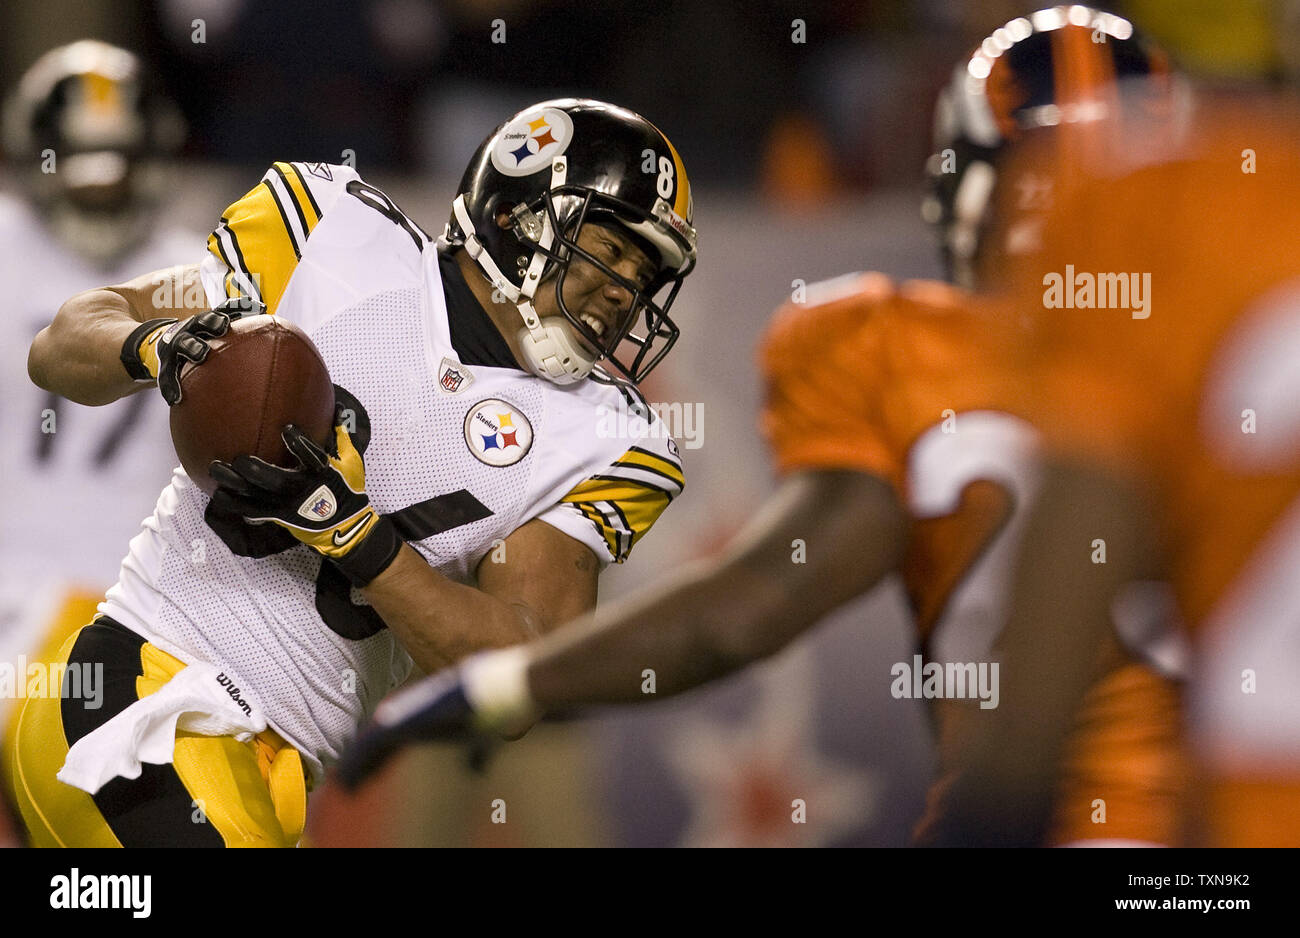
[451,156,597,386]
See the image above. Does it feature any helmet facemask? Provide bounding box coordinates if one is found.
[516,186,689,383]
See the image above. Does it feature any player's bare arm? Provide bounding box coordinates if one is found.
[336,468,910,783]
[520,468,909,707]
[28,262,208,405]
[363,518,599,673]
[919,460,1159,846]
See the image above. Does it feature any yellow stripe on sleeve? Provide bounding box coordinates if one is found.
[617,447,685,489]
[274,162,322,233]
[561,477,674,563]
[214,182,300,315]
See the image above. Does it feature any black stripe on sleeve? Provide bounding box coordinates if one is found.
[223,222,261,303]
[260,180,302,260]
[608,461,684,490]
[628,444,683,474]
[287,162,324,220]
[590,473,678,501]
[270,164,312,242]
[604,499,634,560]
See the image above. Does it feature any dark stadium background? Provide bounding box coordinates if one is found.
[2,0,1290,846]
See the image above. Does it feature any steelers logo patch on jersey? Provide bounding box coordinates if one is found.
[464,398,533,466]
[490,107,574,177]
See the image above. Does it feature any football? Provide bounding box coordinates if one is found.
[169,314,336,496]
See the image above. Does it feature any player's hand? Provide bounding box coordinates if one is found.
[208,404,402,586]
[119,297,260,404]
[338,646,540,784]
[337,649,541,789]
[336,668,479,789]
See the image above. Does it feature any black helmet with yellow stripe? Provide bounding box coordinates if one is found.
[2,39,185,264]
[443,98,698,385]
[922,7,1175,289]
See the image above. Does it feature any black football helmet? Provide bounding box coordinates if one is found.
[442,98,697,385]
[922,6,1176,288]
[2,40,185,264]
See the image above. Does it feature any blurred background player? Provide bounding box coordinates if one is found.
[929,93,1300,848]
[0,39,195,846]
[340,6,1193,847]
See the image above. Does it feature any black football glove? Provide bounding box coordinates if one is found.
[208,399,402,587]
[120,296,262,404]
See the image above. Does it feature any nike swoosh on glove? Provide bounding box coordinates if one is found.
[209,405,402,586]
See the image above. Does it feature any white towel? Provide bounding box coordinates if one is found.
[58,660,268,795]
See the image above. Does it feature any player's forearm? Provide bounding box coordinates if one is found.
[526,471,910,707]
[30,264,205,406]
[362,545,543,673]
[525,558,790,706]
[29,289,147,406]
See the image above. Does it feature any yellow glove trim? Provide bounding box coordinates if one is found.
[137,321,173,380]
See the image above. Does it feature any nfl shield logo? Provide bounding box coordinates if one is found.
[438,358,473,394]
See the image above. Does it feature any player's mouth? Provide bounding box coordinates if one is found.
[579,312,609,339]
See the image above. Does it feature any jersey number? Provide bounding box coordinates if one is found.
[35,389,149,467]
[905,410,1040,660]
[346,180,431,253]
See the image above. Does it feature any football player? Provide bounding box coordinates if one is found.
[928,98,1300,847]
[339,7,1192,847]
[5,99,696,847]
[0,41,194,846]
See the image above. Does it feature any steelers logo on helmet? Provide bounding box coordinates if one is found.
[464,398,534,466]
[490,107,575,177]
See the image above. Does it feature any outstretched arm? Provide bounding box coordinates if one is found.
[336,468,909,784]
[525,469,909,707]
[28,264,206,406]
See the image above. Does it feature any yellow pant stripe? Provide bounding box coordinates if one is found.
[3,619,305,847]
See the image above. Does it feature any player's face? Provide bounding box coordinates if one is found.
[537,222,658,354]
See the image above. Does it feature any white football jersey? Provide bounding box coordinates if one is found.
[101,162,684,781]
[0,193,195,675]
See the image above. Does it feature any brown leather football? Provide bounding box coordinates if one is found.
[169,315,336,496]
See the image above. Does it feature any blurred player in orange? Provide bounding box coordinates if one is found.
[340,7,1192,847]
[928,96,1300,847]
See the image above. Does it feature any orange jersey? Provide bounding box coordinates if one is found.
[761,273,1030,644]
[759,272,1187,844]
[1008,99,1300,844]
